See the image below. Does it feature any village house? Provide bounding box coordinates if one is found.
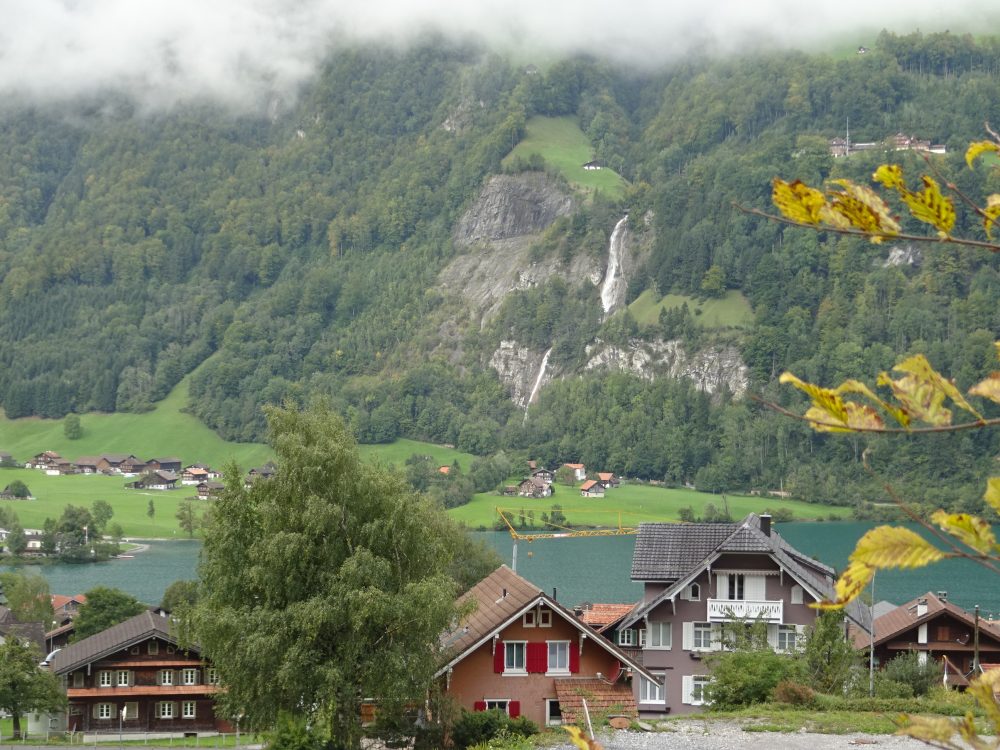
[517,477,553,499]
[196,480,226,500]
[181,466,211,485]
[74,457,101,474]
[619,513,870,714]
[437,566,655,729]
[851,592,1000,689]
[126,471,179,491]
[27,451,63,470]
[0,451,16,465]
[146,457,182,474]
[50,610,224,733]
[531,468,555,484]
[579,480,605,498]
[563,464,586,482]
[596,472,619,488]
[245,462,277,485]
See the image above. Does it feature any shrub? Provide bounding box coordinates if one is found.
[451,710,537,750]
[874,678,914,699]
[880,652,943,697]
[772,680,816,706]
[707,648,802,710]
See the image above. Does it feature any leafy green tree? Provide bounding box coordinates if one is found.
[72,586,146,641]
[63,413,82,440]
[0,638,65,738]
[147,498,155,520]
[194,403,465,750]
[90,500,114,533]
[160,580,199,613]
[0,571,53,624]
[4,480,29,498]
[175,500,200,538]
[700,264,726,298]
[5,523,26,556]
[802,610,858,694]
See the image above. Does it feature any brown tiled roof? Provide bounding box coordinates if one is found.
[580,480,599,491]
[577,604,637,632]
[853,592,1000,650]
[564,463,585,470]
[51,594,86,610]
[554,679,636,723]
[598,473,614,481]
[50,611,194,675]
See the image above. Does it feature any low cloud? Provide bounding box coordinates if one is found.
[3,0,998,111]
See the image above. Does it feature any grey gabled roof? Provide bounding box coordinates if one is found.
[631,522,737,581]
[50,611,193,675]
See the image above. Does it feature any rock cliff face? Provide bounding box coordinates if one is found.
[489,340,556,409]
[453,173,575,247]
[583,338,749,397]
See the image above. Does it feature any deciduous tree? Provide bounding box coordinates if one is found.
[0,638,64,738]
[72,587,145,641]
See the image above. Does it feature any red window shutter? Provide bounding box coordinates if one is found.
[473,701,486,712]
[508,701,520,718]
[527,642,546,673]
[494,643,505,673]
[569,645,580,673]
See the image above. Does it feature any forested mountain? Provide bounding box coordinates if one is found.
[1,32,998,512]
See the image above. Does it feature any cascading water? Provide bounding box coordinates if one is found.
[523,347,553,421]
[600,215,628,317]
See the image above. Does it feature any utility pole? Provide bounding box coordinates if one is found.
[974,604,981,674]
[869,572,875,697]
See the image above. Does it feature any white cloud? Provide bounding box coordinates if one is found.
[2,0,998,110]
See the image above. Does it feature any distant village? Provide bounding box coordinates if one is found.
[501,460,620,499]
[828,130,947,158]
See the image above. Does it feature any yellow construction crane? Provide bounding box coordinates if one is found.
[495,507,640,573]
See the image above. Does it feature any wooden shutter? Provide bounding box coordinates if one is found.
[527,642,546,673]
[493,642,505,673]
[681,675,693,704]
[473,701,486,711]
[508,701,520,718]
[569,644,579,673]
[716,573,728,599]
[128,671,134,687]
[790,585,803,604]
[682,622,694,650]
[766,624,778,649]
[92,704,101,719]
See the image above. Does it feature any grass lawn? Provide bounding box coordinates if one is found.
[628,289,754,329]
[447,482,849,530]
[503,116,627,199]
[357,439,477,471]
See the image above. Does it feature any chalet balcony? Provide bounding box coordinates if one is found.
[707,599,783,623]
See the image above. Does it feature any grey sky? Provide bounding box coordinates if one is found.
[3,0,998,109]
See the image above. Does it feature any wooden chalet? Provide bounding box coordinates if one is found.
[51,611,225,733]
[126,471,179,491]
[75,457,101,474]
[596,472,619,488]
[562,463,586,482]
[531,468,555,483]
[517,478,552,499]
[146,457,182,473]
[579,480,604,498]
[245,462,276,485]
[28,451,63,470]
[196,481,226,500]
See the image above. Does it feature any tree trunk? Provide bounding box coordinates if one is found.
[12,711,22,740]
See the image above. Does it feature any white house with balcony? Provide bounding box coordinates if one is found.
[618,513,871,715]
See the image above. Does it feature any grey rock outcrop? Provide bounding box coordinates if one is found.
[453,173,575,247]
[489,340,555,409]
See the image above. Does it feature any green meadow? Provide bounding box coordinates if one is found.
[628,289,755,329]
[447,482,849,530]
[503,116,627,198]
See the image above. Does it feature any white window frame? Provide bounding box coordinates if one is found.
[547,641,570,674]
[97,703,113,720]
[617,629,636,647]
[504,641,526,674]
[98,671,112,688]
[205,668,219,685]
[182,668,198,686]
[159,669,174,686]
[684,583,701,601]
[538,609,552,627]
[693,622,713,650]
[484,699,510,714]
[727,574,745,601]
[182,701,196,719]
[646,621,671,650]
[638,675,665,704]
[545,698,562,726]
[523,610,536,628]
[790,585,804,605]
[777,625,799,652]
[690,675,711,705]
[117,670,130,687]
[158,702,175,719]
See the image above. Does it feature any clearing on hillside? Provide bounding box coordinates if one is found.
[628,289,754,329]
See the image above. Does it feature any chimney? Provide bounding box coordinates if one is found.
[759,514,771,537]
[502,588,507,599]
[916,598,928,617]
[552,587,557,601]
[937,591,948,602]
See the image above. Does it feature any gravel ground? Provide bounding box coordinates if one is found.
[549,720,932,750]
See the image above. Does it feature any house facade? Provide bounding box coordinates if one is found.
[620,513,869,714]
[579,481,605,498]
[50,611,224,733]
[852,592,1000,688]
[438,566,655,729]
[563,464,586,482]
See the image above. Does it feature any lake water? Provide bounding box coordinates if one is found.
[7,523,1000,620]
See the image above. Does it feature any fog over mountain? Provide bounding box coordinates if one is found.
[4,0,999,110]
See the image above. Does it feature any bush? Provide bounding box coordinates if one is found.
[451,710,537,750]
[880,652,943,697]
[707,648,802,710]
[772,680,816,706]
[874,678,914,699]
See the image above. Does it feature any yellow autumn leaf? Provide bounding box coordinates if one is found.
[838,378,910,427]
[563,725,602,750]
[898,176,955,236]
[802,406,852,433]
[897,715,960,748]
[967,674,1000,731]
[843,402,885,431]
[894,353,983,420]
[826,179,901,239]
[982,194,1000,239]
[969,372,1000,405]
[954,713,990,750]
[872,163,906,190]
[810,560,873,610]
[930,510,997,554]
[851,525,946,569]
[966,140,1000,168]
[878,354,983,426]
[780,372,849,428]
[985,478,1000,516]
[772,178,826,225]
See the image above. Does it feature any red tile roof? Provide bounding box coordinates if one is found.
[577,604,637,632]
[598,473,614,481]
[554,679,636,723]
[564,463,585,470]
[852,592,1000,649]
[580,480,599,491]
[51,594,86,610]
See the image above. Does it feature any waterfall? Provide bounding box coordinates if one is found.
[524,347,552,420]
[600,215,628,317]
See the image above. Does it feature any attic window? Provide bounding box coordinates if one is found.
[149,641,159,655]
[538,608,552,628]
[523,610,536,628]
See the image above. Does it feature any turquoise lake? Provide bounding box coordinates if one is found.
[6,523,1000,620]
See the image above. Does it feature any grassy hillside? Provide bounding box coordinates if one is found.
[358,439,477,470]
[628,289,754,328]
[503,116,627,198]
[447,483,849,529]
